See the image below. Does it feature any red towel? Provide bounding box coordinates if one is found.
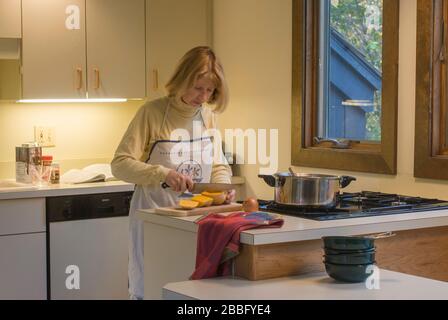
[190,211,283,280]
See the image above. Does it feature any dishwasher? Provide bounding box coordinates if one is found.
[46,191,133,300]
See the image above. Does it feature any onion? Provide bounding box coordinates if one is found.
[243,197,259,212]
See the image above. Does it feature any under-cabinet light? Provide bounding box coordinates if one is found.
[16,98,128,103]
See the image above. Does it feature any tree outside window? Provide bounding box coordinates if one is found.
[319,0,383,142]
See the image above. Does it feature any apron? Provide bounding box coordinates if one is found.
[128,101,213,299]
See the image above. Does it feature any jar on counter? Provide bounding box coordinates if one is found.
[41,155,53,167]
[42,155,53,184]
[51,163,60,184]
[31,155,52,186]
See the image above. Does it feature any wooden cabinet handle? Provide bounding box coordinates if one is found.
[152,69,158,90]
[94,67,100,89]
[76,67,82,90]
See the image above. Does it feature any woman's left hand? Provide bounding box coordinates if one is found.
[224,189,236,204]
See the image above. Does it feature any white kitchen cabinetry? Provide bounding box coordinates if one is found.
[22,0,86,99]
[22,0,145,99]
[0,0,21,38]
[0,198,47,300]
[146,0,211,100]
[0,0,22,101]
[86,0,145,98]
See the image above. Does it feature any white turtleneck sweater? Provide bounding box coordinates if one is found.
[111,96,232,186]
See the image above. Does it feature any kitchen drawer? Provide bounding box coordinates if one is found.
[0,198,46,236]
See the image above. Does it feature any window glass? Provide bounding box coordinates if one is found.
[317,0,383,141]
[414,0,448,178]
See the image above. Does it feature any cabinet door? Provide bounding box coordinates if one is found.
[146,0,211,100]
[0,233,47,300]
[22,0,86,99]
[0,0,21,38]
[0,198,45,236]
[86,0,145,99]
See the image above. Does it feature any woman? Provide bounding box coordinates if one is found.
[111,46,234,300]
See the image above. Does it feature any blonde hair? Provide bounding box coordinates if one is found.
[166,46,229,113]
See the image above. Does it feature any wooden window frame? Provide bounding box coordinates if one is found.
[414,0,448,179]
[291,0,399,174]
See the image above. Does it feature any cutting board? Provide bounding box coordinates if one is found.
[154,202,243,217]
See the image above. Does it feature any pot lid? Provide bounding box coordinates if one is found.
[275,172,340,179]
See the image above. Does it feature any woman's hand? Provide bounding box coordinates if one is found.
[164,170,194,193]
[224,189,236,204]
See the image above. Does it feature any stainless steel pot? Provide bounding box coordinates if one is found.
[258,173,356,207]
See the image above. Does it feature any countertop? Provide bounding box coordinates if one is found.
[0,176,245,200]
[162,269,448,300]
[136,207,448,245]
[0,180,135,200]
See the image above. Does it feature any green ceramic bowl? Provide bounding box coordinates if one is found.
[324,262,376,283]
[322,236,375,251]
[324,251,376,265]
[323,247,376,255]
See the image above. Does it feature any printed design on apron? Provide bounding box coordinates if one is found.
[177,160,202,182]
[145,99,213,183]
[145,136,213,183]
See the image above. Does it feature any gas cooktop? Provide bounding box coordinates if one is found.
[258,191,448,221]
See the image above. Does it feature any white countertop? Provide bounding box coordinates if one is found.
[0,180,134,200]
[0,175,246,200]
[162,269,448,300]
[136,207,448,245]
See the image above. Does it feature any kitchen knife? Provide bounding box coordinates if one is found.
[190,183,236,193]
[161,182,236,193]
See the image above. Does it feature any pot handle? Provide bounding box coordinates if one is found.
[362,231,396,239]
[339,176,356,188]
[258,174,276,187]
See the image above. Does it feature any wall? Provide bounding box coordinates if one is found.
[214,0,448,200]
[0,100,141,179]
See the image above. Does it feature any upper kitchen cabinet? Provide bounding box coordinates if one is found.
[0,0,21,38]
[21,0,145,99]
[86,0,145,99]
[22,0,87,99]
[146,0,211,100]
[0,0,22,100]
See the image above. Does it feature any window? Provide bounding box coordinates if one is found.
[414,0,448,179]
[292,0,399,174]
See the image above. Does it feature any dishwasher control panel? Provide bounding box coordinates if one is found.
[46,191,133,222]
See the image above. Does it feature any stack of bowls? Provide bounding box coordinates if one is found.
[322,236,376,283]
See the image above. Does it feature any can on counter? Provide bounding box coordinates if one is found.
[51,163,60,184]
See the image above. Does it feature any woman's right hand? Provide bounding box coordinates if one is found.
[164,170,194,193]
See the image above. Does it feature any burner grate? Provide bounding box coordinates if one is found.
[257,191,448,221]
[339,191,444,207]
